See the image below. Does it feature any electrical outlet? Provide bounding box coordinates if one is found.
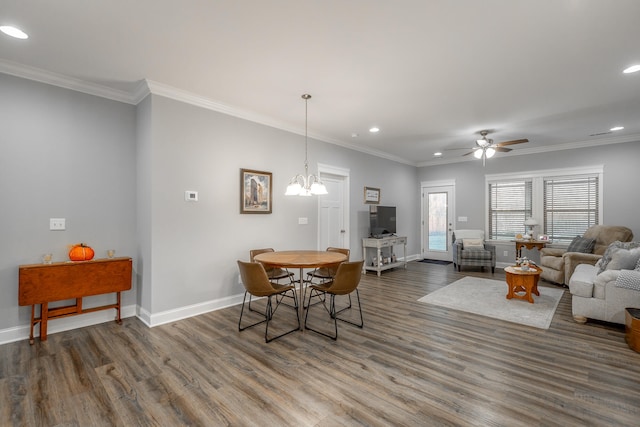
[503,250,509,256]
[50,218,66,230]
[298,217,308,225]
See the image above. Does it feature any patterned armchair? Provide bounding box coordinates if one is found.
[452,230,496,273]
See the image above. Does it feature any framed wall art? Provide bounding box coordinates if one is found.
[240,168,272,214]
[364,186,380,204]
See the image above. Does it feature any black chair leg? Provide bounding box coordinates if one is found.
[239,291,267,332]
[305,289,363,340]
[265,289,301,343]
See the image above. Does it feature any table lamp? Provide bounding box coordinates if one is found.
[524,217,538,239]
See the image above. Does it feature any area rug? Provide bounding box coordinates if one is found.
[417,276,564,329]
[418,259,453,265]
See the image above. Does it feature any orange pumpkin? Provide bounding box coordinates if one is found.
[69,243,95,261]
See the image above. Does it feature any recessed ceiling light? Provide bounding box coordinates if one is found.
[434,152,443,157]
[610,126,624,131]
[351,133,359,138]
[369,127,379,133]
[0,25,28,39]
[623,65,640,74]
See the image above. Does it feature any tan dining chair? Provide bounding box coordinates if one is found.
[250,248,297,309]
[237,260,300,343]
[250,248,294,284]
[304,247,350,308]
[304,260,364,340]
[306,247,350,284]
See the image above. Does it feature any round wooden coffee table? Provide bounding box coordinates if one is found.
[504,265,542,303]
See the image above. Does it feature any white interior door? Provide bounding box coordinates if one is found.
[421,183,455,261]
[318,166,349,251]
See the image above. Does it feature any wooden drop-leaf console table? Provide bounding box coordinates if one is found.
[18,257,132,344]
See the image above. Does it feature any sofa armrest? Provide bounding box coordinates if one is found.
[540,247,566,257]
[564,252,602,284]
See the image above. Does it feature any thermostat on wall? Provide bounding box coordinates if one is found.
[185,191,198,202]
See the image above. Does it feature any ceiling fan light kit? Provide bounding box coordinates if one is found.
[465,130,528,166]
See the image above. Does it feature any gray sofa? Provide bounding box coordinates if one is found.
[568,242,640,324]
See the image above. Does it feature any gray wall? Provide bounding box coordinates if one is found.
[418,141,640,262]
[140,94,419,316]
[0,74,419,337]
[0,74,138,330]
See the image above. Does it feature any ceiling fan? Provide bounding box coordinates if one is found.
[463,130,528,166]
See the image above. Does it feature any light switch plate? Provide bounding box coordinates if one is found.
[298,217,308,225]
[458,216,468,222]
[185,191,198,202]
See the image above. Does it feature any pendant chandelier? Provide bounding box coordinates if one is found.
[285,94,328,196]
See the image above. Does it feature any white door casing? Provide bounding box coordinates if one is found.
[421,180,455,261]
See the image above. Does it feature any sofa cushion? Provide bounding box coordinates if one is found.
[606,247,640,271]
[635,257,640,271]
[569,264,598,298]
[460,248,492,260]
[598,241,640,274]
[463,238,484,249]
[566,236,596,253]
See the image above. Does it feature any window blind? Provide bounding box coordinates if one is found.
[488,180,533,240]
[544,175,599,243]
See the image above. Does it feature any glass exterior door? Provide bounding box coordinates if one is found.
[422,185,454,261]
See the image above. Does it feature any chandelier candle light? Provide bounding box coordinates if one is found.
[285,94,328,196]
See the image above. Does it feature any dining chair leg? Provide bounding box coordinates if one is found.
[304,289,339,340]
[239,291,267,332]
[335,289,364,329]
[265,289,301,343]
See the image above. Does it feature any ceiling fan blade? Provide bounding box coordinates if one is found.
[494,146,512,152]
[495,138,528,147]
[462,150,476,156]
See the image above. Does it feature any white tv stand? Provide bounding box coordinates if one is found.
[362,235,407,276]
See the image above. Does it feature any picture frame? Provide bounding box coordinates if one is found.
[240,168,272,214]
[364,186,380,204]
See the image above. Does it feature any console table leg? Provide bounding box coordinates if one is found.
[41,302,49,341]
[115,291,123,324]
[29,305,35,345]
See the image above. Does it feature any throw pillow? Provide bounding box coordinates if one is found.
[566,236,596,254]
[598,241,640,274]
[606,247,640,271]
[463,238,484,249]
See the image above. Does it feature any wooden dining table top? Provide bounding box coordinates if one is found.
[253,250,347,269]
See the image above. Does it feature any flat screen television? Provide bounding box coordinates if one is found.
[369,205,396,238]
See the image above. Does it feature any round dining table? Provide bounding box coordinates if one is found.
[253,250,348,329]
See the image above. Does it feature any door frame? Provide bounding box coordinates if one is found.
[421,179,456,261]
[318,163,350,250]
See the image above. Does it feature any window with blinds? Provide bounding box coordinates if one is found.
[544,175,599,243]
[488,180,533,240]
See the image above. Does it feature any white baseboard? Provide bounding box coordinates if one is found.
[0,292,250,345]
[0,304,137,345]
[139,293,245,327]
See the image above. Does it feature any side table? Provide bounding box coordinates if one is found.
[504,265,542,304]
[625,308,640,353]
[514,240,547,259]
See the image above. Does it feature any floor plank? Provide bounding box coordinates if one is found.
[2,261,640,426]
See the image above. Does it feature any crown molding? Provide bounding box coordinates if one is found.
[2,60,633,168]
[416,133,640,168]
[0,59,136,104]
[143,79,415,166]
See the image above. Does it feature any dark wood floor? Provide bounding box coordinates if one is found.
[2,261,640,426]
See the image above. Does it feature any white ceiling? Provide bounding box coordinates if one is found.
[2,1,639,166]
